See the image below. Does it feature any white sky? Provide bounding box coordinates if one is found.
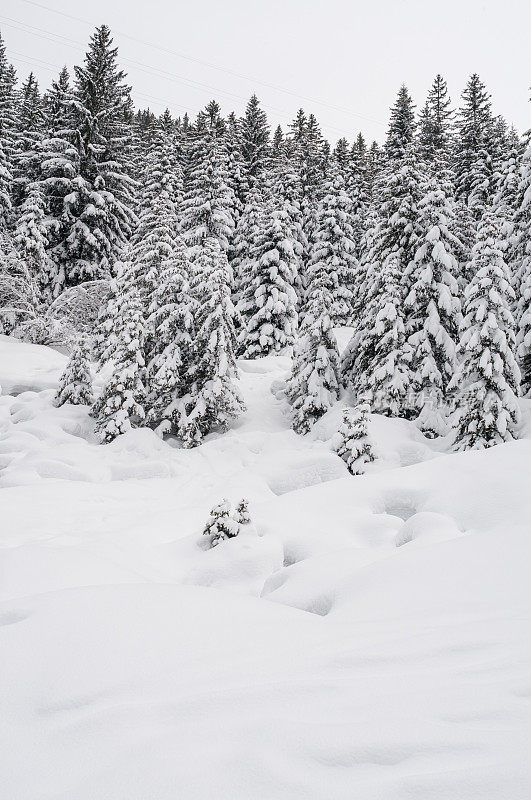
[2,0,529,145]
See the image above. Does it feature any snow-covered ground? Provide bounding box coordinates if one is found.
[1,333,531,800]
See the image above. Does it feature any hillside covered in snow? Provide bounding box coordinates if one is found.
[1,334,531,800]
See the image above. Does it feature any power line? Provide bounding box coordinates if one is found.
[3,20,372,139]
[15,0,386,128]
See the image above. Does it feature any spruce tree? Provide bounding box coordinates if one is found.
[238,193,300,358]
[305,164,358,324]
[12,73,44,208]
[55,337,93,406]
[181,104,236,252]
[417,75,453,162]
[92,283,146,443]
[514,139,531,394]
[67,26,136,284]
[405,171,462,436]
[454,74,496,214]
[145,238,194,434]
[385,85,416,162]
[181,238,244,447]
[203,499,240,547]
[239,94,270,188]
[363,257,411,417]
[450,206,520,450]
[13,182,52,298]
[0,33,16,228]
[334,405,375,475]
[286,274,341,434]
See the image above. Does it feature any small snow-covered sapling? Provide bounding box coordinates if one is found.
[234,498,251,525]
[334,404,375,475]
[203,499,240,547]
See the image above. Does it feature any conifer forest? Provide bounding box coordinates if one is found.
[1,12,531,800]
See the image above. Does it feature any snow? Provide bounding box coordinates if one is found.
[1,333,531,799]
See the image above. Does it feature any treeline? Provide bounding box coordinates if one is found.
[0,26,529,450]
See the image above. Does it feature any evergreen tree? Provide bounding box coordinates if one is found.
[238,193,300,358]
[286,272,341,434]
[181,238,244,446]
[385,85,416,162]
[203,499,240,547]
[54,337,93,406]
[66,26,136,284]
[92,282,146,443]
[145,238,194,434]
[234,498,251,525]
[0,32,16,228]
[12,72,44,207]
[363,257,411,417]
[13,182,51,298]
[454,74,496,214]
[405,170,462,436]
[181,104,236,252]
[334,404,375,475]
[514,139,531,394]
[417,75,453,162]
[239,94,270,187]
[231,182,264,311]
[450,206,520,450]
[305,165,358,324]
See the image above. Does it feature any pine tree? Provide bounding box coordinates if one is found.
[238,193,300,358]
[234,498,251,525]
[450,206,520,450]
[306,165,358,324]
[92,282,146,443]
[405,171,462,436]
[514,138,531,394]
[286,274,341,434]
[66,26,136,285]
[418,75,453,162]
[12,73,45,207]
[181,104,236,252]
[55,337,93,406]
[363,257,411,417]
[231,182,264,312]
[0,32,16,228]
[203,499,240,547]
[39,66,79,297]
[13,182,51,298]
[385,85,416,162]
[181,238,244,446]
[239,94,270,188]
[454,74,495,214]
[145,238,194,434]
[334,405,375,475]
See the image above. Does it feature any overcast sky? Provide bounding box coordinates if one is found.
[2,0,529,144]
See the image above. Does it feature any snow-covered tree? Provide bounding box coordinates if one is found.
[54,337,93,406]
[405,171,462,436]
[13,182,51,298]
[202,499,240,547]
[66,26,136,285]
[145,239,194,434]
[181,238,244,446]
[305,165,358,324]
[450,206,521,450]
[514,138,531,394]
[230,182,264,311]
[238,193,300,358]
[454,74,496,214]
[239,94,270,188]
[385,85,416,162]
[286,283,341,434]
[92,282,146,443]
[234,498,251,526]
[181,103,236,252]
[363,257,411,417]
[334,404,375,475]
[417,74,453,162]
